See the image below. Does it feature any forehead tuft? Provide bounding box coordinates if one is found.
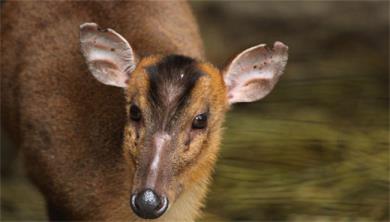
[146,55,204,110]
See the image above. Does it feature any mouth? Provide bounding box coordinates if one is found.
[130,189,169,219]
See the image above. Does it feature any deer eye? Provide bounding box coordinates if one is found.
[192,113,208,129]
[130,105,142,122]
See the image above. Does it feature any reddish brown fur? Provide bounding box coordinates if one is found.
[122,56,228,220]
[1,1,217,221]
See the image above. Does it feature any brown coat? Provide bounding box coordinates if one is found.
[2,1,288,220]
[1,1,204,220]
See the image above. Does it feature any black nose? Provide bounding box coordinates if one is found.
[130,189,169,219]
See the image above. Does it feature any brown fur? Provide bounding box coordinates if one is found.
[1,1,223,221]
[123,55,228,221]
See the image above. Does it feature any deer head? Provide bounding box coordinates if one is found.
[80,23,288,219]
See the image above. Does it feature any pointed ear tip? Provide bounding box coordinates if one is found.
[274,41,289,50]
[80,22,98,31]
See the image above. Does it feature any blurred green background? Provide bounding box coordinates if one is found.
[1,1,389,221]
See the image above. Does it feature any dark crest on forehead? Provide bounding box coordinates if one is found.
[145,55,204,130]
[146,55,204,109]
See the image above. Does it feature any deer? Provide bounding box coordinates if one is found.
[1,1,288,221]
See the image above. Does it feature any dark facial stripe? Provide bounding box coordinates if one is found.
[146,55,204,131]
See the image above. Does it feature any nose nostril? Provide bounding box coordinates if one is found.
[130,189,169,219]
[155,195,168,215]
[130,193,138,210]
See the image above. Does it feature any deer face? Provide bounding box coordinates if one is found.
[123,55,228,219]
[80,23,288,219]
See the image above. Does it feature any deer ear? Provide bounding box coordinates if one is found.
[223,42,288,104]
[80,23,137,88]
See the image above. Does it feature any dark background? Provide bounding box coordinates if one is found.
[1,1,389,221]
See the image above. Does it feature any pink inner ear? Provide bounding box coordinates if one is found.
[224,42,288,104]
[80,23,137,88]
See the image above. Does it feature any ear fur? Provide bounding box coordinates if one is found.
[80,23,137,88]
[223,41,288,104]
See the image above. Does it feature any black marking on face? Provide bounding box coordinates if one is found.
[146,55,204,132]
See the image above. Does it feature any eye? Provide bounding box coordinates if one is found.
[130,105,142,122]
[192,113,208,129]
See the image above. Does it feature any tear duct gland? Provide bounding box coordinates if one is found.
[80,23,288,221]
